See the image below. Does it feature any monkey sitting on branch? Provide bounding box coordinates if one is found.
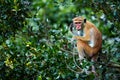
[70,16,102,74]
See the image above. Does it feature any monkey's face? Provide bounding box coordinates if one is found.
[72,16,86,31]
[71,16,86,32]
[74,21,82,30]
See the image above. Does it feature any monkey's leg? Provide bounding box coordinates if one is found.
[77,40,86,60]
[77,40,100,75]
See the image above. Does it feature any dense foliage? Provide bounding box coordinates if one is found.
[0,0,120,80]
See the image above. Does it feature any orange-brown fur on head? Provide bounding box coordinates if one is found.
[72,16,85,23]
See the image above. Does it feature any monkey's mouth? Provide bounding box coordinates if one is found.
[76,26,81,30]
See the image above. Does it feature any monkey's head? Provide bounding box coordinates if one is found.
[72,16,86,31]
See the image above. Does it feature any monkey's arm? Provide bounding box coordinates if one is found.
[73,30,90,42]
[74,36,90,42]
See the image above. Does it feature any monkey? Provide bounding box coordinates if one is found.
[70,16,102,74]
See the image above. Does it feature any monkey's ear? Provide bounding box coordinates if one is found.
[84,19,86,23]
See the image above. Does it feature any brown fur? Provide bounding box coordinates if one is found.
[73,17,102,61]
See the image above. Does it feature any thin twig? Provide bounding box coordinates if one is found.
[61,48,84,73]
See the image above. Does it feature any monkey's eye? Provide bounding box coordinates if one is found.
[75,22,81,24]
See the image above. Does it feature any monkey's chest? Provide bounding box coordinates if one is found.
[77,30,84,36]
[77,31,95,47]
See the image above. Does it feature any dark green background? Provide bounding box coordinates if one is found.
[0,0,120,80]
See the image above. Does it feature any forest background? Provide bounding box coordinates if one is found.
[0,0,120,80]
